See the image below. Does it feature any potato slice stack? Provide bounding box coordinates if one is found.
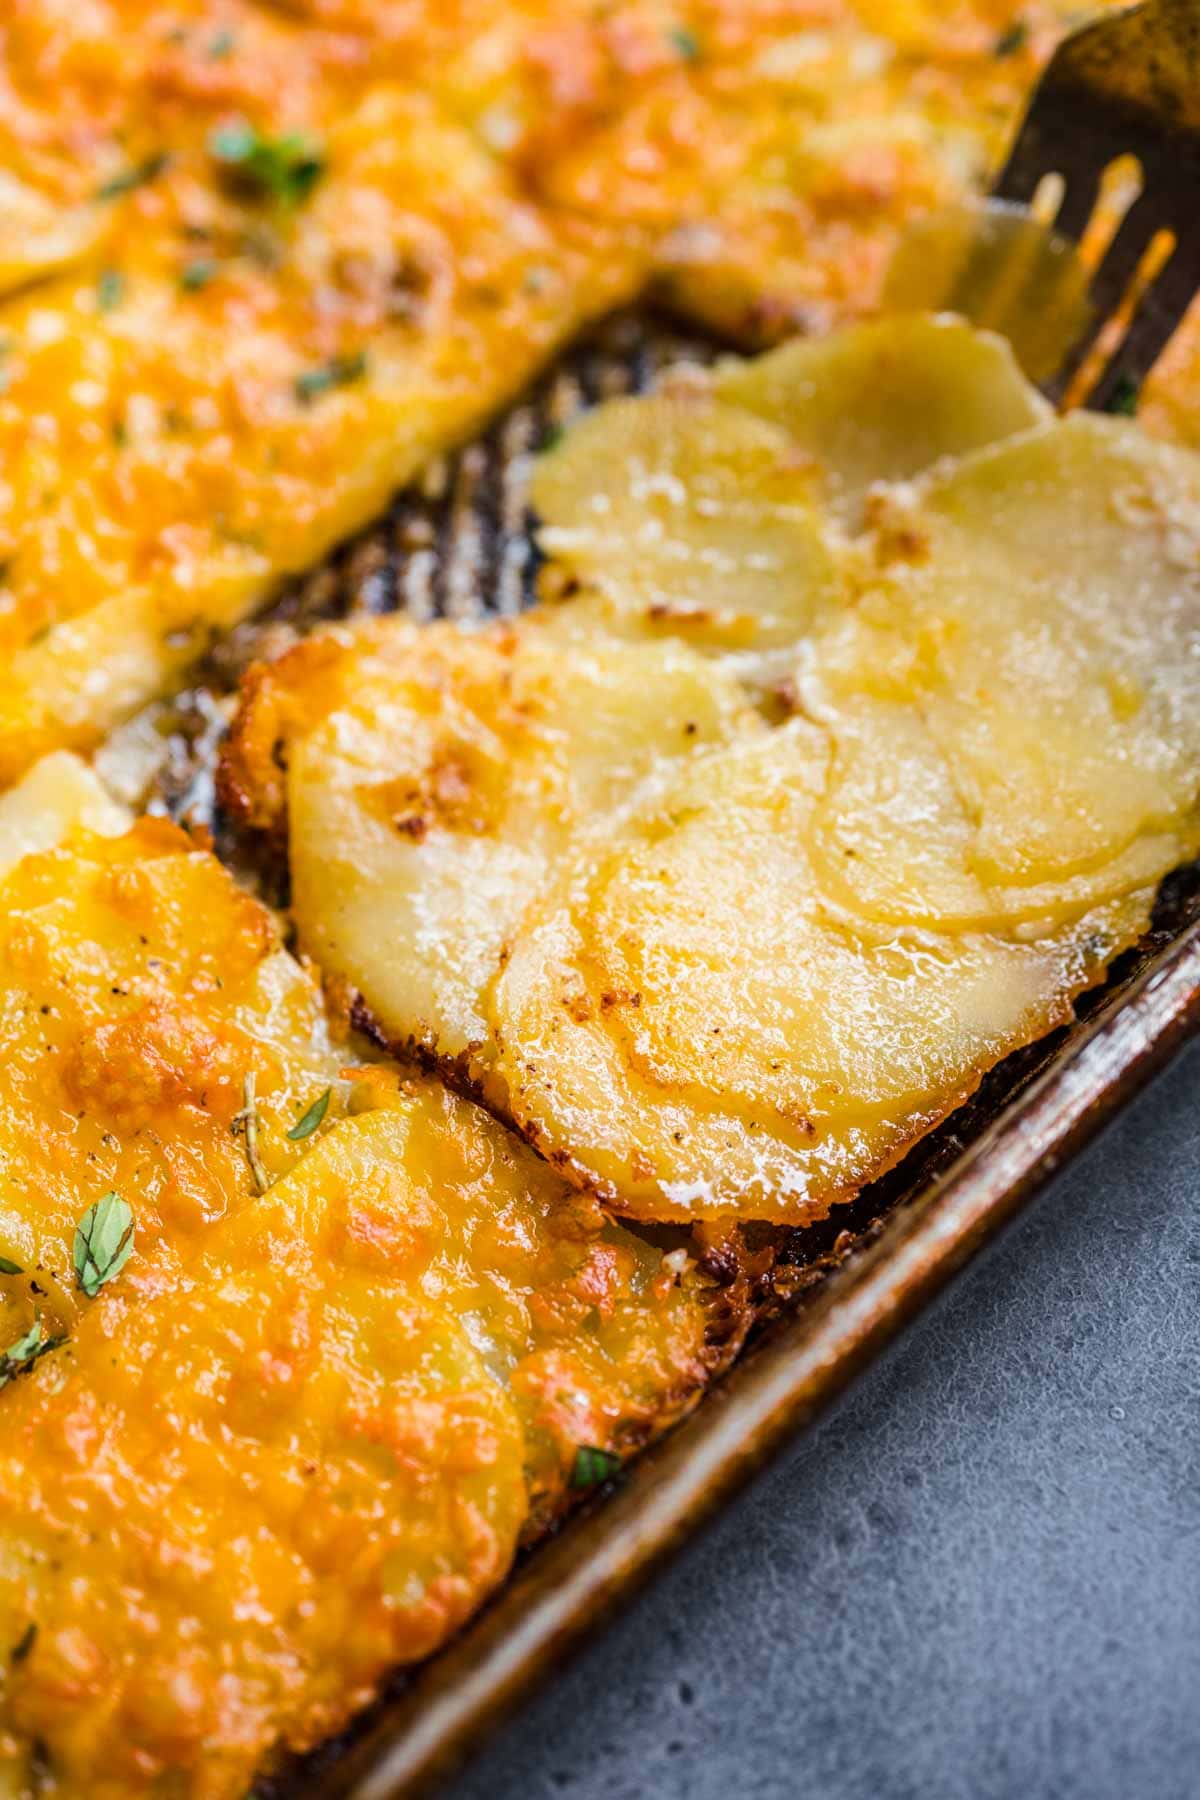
[228,315,1200,1225]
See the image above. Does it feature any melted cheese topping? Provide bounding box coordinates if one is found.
[287,1082,751,1536]
[0,1115,528,1799]
[0,814,343,1343]
[0,77,641,783]
[0,776,748,1791]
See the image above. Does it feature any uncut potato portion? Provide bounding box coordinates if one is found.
[0,1116,527,1800]
[804,416,1200,932]
[0,778,344,1343]
[221,612,760,1060]
[488,723,1146,1223]
[306,1082,753,1536]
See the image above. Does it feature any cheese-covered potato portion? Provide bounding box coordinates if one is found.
[0,793,343,1343]
[0,1116,527,1800]
[303,1082,751,1535]
[638,1,1119,343]
[0,774,748,1788]
[220,611,760,1060]
[490,723,1146,1220]
[0,69,642,785]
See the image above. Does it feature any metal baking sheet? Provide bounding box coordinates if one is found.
[142,310,1200,1800]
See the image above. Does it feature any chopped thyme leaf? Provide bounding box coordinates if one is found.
[96,153,170,201]
[97,269,125,312]
[541,422,565,452]
[570,1444,622,1489]
[10,1623,36,1663]
[232,1071,270,1193]
[294,351,368,405]
[994,19,1029,56]
[1106,374,1140,417]
[3,1325,42,1364]
[287,1087,332,1142]
[0,1257,23,1276]
[668,23,701,61]
[208,27,236,58]
[73,1193,134,1297]
[0,1322,66,1389]
[180,258,218,293]
[209,121,326,205]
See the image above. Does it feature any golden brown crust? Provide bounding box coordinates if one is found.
[216,631,353,836]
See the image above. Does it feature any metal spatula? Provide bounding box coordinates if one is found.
[991,0,1200,407]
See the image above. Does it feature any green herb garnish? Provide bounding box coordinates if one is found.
[570,1445,622,1490]
[232,1072,270,1194]
[287,1086,332,1142]
[10,1622,36,1663]
[0,1257,23,1276]
[97,269,125,312]
[0,1322,66,1390]
[208,28,237,59]
[96,153,170,202]
[668,24,701,61]
[294,351,367,405]
[73,1193,134,1297]
[1106,373,1139,417]
[209,121,326,205]
[180,258,218,293]
[994,20,1029,56]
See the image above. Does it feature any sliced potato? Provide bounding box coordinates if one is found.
[0,1112,527,1800]
[0,751,129,882]
[222,611,760,1060]
[531,386,839,648]
[319,1081,751,1533]
[805,415,1200,929]
[711,313,1049,525]
[226,332,1199,1234]
[488,723,1148,1224]
[0,815,343,1339]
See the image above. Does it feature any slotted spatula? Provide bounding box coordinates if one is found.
[992,0,1200,407]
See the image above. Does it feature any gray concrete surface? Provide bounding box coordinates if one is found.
[448,1037,1200,1800]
